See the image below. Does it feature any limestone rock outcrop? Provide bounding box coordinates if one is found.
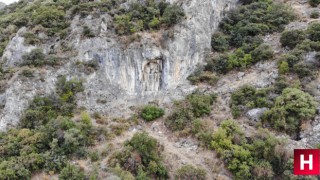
[0,0,238,131]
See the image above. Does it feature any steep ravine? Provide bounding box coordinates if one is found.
[0,0,238,130]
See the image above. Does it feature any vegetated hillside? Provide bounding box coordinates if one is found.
[0,0,320,179]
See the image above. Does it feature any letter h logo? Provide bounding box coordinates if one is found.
[294,149,320,175]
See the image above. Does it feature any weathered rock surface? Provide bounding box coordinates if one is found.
[0,0,238,131]
[246,108,269,123]
[300,115,320,147]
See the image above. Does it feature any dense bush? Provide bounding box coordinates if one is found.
[293,63,315,79]
[219,1,295,47]
[0,0,183,58]
[109,132,168,179]
[205,44,273,74]
[162,4,185,26]
[21,49,62,67]
[211,120,290,179]
[250,44,274,62]
[275,23,320,80]
[141,105,165,121]
[280,53,302,69]
[166,105,195,131]
[211,32,230,52]
[278,61,289,75]
[82,26,95,38]
[31,6,68,35]
[307,23,320,41]
[21,48,45,67]
[280,30,306,49]
[175,165,206,180]
[0,75,93,179]
[230,85,271,118]
[309,0,320,7]
[59,164,86,180]
[310,10,320,18]
[23,32,41,45]
[187,93,216,117]
[166,92,216,131]
[194,0,294,83]
[114,0,184,35]
[56,76,84,103]
[20,76,83,128]
[262,88,317,135]
[188,70,219,86]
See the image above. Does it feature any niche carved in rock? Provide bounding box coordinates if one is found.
[142,59,163,92]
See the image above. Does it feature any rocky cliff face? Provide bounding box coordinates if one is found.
[0,0,238,131]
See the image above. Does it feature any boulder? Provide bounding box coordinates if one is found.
[246,108,269,123]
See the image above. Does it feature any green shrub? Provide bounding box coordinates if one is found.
[20,77,83,129]
[110,164,135,180]
[293,63,315,79]
[166,106,195,131]
[274,76,291,94]
[21,48,45,67]
[114,14,135,35]
[149,17,161,29]
[114,1,184,35]
[187,93,216,117]
[205,54,229,74]
[211,120,290,179]
[110,132,168,179]
[59,164,85,180]
[280,30,306,49]
[231,85,270,118]
[188,70,219,86]
[23,32,41,45]
[31,6,68,35]
[296,39,320,52]
[219,1,295,47]
[21,49,61,67]
[162,4,185,26]
[251,44,273,62]
[175,165,207,180]
[166,92,216,131]
[307,23,320,41]
[89,151,99,162]
[82,25,95,38]
[309,0,320,7]
[141,105,165,121]
[211,120,252,179]
[56,76,84,102]
[211,32,230,52]
[205,44,272,74]
[280,53,302,68]
[310,10,320,18]
[262,88,317,135]
[0,159,32,179]
[278,61,289,75]
[20,67,34,77]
